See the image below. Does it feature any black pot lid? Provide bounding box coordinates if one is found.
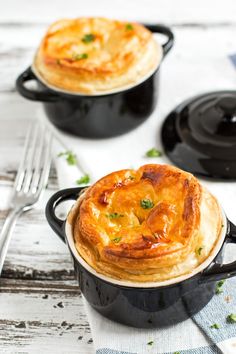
[161,91,236,180]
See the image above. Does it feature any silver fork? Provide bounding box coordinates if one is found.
[0,121,52,275]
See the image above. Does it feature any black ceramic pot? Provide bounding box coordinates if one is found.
[16,24,174,139]
[46,187,236,329]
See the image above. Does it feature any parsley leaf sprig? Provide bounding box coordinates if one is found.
[58,150,77,165]
[76,174,90,185]
[227,313,236,323]
[106,213,124,219]
[125,23,134,31]
[215,280,226,295]
[210,323,220,329]
[73,53,88,60]
[196,247,204,256]
[140,199,154,209]
[145,148,162,158]
[82,33,95,43]
[112,237,122,243]
[147,340,154,346]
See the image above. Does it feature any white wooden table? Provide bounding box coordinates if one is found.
[1,1,236,353]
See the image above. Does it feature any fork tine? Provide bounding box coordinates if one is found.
[34,130,53,197]
[14,121,35,191]
[30,125,50,194]
[22,122,42,193]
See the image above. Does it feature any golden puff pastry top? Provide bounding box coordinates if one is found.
[72,164,222,283]
[33,17,162,94]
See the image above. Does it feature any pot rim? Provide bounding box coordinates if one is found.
[31,43,163,98]
[64,199,228,289]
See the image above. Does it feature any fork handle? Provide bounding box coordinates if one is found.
[0,208,23,275]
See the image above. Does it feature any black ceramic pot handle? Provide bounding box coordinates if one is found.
[145,24,174,56]
[45,187,86,243]
[200,220,236,282]
[16,67,60,102]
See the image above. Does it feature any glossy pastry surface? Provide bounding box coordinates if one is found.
[33,17,162,94]
[72,164,222,282]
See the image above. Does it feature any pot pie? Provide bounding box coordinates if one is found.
[71,164,222,283]
[33,17,162,94]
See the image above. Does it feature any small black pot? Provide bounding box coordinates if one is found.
[16,24,174,139]
[46,187,236,328]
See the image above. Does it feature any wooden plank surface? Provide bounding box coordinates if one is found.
[0,280,93,353]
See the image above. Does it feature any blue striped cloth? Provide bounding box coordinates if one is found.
[229,54,236,69]
[84,277,236,354]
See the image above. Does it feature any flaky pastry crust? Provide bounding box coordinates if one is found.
[72,164,222,282]
[33,17,162,94]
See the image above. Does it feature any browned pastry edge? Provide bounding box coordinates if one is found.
[70,165,222,282]
[33,17,161,94]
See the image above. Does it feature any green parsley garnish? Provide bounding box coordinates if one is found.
[56,59,61,65]
[58,150,77,165]
[112,237,122,243]
[82,33,95,43]
[215,280,226,294]
[196,247,203,256]
[76,174,90,185]
[221,224,224,228]
[147,341,154,346]
[106,213,124,219]
[227,314,236,323]
[174,352,181,354]
[145,148,162,158]
[210,323,220,329]
[140,199,154,209]
[125,23,134,31]
[73,53,88,60]
[128,175,135,180]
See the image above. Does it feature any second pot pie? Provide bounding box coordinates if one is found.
[71,164,222,282]
[33,17,162,94]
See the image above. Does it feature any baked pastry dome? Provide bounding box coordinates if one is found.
[72,164,222,282]
[33,17,162,94]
